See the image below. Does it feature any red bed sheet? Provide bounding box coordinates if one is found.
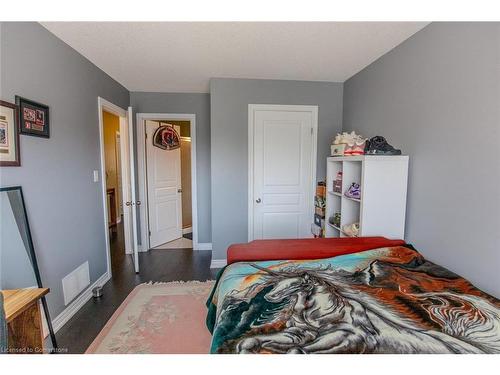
[227,237,405,265]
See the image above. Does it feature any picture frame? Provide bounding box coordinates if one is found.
[0,100,20,167]
[16,96,50,138]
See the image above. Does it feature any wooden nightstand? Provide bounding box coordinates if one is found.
[1,288,49,354]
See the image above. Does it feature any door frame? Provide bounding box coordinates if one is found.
[97,97,128,277]
[136,113,199,250]
[247,104,318,241]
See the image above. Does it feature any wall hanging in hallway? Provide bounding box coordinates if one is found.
[152,124,180,150]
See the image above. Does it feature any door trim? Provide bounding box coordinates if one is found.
[136,113,199,251]
[97,97,128,278]
[247,104,318,241]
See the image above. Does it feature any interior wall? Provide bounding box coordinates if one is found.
[129,92,211,244]
[103,111,121,221]
[343,22,500,297]
[210,78,343,261]
[0,22,130,317]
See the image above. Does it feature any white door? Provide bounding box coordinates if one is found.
[116,107,139,273]
[250,105,317,240]
[115,132,123,217]
[118,119,132,255]
[146,121,183,248]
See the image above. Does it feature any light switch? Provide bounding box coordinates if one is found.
[93,170,99,182]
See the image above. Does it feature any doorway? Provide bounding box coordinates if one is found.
[145,120,192,249]
[98,98,139,276]
[137,113,198,251]
[248,104,318,241]
[102,111,126,267]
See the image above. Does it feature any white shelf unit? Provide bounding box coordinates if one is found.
[325,155,409,239]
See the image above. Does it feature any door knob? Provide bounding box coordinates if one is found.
[136,200,141,206]
[255,198,262,203]
[125,201,131,206]
[178,189,182,193]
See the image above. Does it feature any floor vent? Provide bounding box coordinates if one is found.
[62,261,90,306]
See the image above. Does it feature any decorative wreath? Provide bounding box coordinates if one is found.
[152,124,180,150]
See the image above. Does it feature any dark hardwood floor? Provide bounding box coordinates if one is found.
[56,222,217,354]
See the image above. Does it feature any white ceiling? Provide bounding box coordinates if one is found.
[41,22,429,93]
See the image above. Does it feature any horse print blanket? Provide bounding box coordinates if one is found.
[206,246,500,354]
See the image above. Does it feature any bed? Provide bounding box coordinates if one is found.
[206,237,500,354]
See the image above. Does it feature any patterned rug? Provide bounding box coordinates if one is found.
[86,281,214,354]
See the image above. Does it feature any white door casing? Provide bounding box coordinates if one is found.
[146,121,183,248]
[249,104,318,241]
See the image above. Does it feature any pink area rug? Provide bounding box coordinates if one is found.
[86,281,214,354]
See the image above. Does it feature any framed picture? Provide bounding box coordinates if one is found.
[16,96,50,138]
[0,100,20,166]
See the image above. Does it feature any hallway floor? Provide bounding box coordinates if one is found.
[153,236,193,249]
[55,225,217,353]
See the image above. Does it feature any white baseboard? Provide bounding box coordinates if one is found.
[195,242,212,251]
[210,259,227,269]
[51,271,111,333]
[182,226,192,234]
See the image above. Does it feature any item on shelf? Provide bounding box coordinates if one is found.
[342,222,360,237]
[348,142,366,156]
[331,131,367,156]
[316,181,326,198]
[312,181,327,235]
[311,223,323,238]
[315,206,325,218]
[333,171,343,193]
[314,181,326,218]
[329,212,341,228]
[315,196,326,209]
[330,143,345,156]
[365,136,402,155]
[314,214,325,227]
[344,182,361,200]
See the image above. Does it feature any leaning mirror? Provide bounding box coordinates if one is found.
[0,186,58,352]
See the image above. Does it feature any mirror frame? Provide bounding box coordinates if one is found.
[0,186,58,351]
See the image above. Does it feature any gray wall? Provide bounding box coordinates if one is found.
[210,78,343,260]
[343,22,500,297]
[0,22,130,316]
[129,92,211,243]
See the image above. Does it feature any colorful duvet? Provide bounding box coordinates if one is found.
[206,246,500,354]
